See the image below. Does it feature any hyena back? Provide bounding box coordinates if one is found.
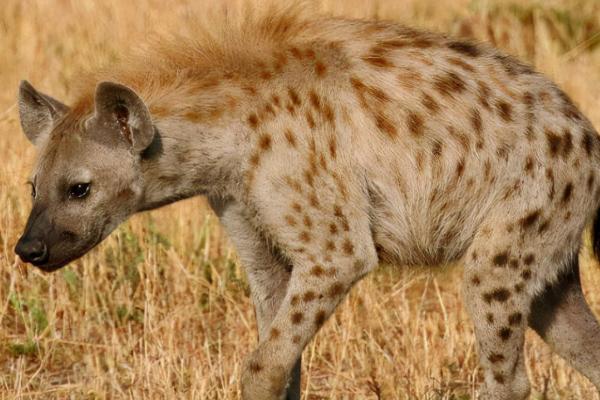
[15,8,600,400]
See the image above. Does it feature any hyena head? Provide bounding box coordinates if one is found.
[15,80,155,271]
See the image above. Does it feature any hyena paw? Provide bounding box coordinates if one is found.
[241,352,289,400]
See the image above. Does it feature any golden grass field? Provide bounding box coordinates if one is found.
[1,0,600,398]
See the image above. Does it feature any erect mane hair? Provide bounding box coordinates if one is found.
[70,1,319,117]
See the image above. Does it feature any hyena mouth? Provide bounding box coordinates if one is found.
[31,229,105,272]
[33,261,69,273]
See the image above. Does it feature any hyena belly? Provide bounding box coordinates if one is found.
[349,64,600,268]
[366,139,502,267]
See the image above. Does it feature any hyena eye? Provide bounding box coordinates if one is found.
[68,183,91,199]
[28,182,36,199]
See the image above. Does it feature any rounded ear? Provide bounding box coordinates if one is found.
[18,80,69,146]
[94,81,154,153]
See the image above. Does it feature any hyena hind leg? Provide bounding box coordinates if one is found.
[529,258,600,392]
[462,231,539,400]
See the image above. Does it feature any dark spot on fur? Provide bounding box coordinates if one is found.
[484,288,511,304]
[329,223,339,235]
[488,353,505,363]
[538,220,550,233]
[363,54,393,68]
[455,159,466,180]
[433,72,466,97]
[270,328,280,340]
[546,129,562,157]
[315,61,327,77]
[311,265,325,277]
[494,54,534,76]
[309,90,321,111]
[306,111,316,129]
[290,295,299,306]
[264,103,276,116]
[546,167,556,200]
[422,93,440,113]
[291,312,304,324]
[303,291,316,302]
[524,156,534,174]
[514,282,525,293]
[493,252,509,267]
[520,210,540,230]
[323,103,335,126]
[407,112,424,136]
[562,129,573,157]
[284,129,297,148]
[432,140,443,158]
[288,87,301,106]
[471,108,483,135]
[496,100,513,122]
[448,41,481,57]
[342,239,354,255]
[249,362,263,373]
[249,152,261,167]
[314,310,327,327]
[561,183,573,204]
[247,113,259,129]
[299,231,311,243]
[477,81,492,110]
[329,137,337,159]
[367,86,389,103]
[582,129,595,156]
[325,240,336,251]
[447,57,476,72]
[259,133,272,150]
[328,283,345,298]
[291,203,303,214]
[523,254,535,265]
[508,312,522,326]
[494,372,505,384]
[498,327,512,341]
[333,205,343,217]
[374,113,397,138]
[284,215,297,226]
[412,37,435,49]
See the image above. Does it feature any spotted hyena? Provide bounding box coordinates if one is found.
[14,5,600,400]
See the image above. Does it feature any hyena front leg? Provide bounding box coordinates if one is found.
[214,200,301,400]
[462,227,538,400]
[529,258,600,391]
[239,183,378,400]
[216,200,292,340]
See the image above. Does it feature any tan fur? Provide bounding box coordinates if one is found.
[17,4,600,400]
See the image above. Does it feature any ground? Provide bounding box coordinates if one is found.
[1,0,600,398]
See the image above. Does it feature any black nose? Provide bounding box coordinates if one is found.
[15,238,48,265]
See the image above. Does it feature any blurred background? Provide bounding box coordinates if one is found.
[0,1,599,398]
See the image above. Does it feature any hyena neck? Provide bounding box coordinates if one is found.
[137,115,247,212]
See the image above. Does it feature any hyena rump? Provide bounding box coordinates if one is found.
[14,6,600,400]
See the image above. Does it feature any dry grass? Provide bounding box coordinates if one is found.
[1,1,600,399]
